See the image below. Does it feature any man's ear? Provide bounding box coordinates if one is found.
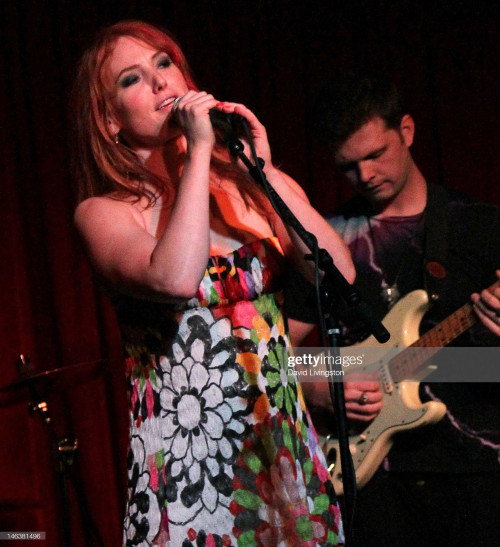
[399,114,415,147]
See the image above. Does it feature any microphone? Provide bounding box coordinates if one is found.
[171,96,246,133]
[209,109,247,133]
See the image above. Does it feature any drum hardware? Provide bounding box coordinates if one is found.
[1,355,106,547]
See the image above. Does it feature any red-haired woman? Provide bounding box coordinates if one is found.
[73,20,353,546]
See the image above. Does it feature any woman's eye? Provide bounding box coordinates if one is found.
[158,56,172,69]
[120,74,139,88]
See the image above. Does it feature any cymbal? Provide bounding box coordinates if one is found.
[0,360,106,407]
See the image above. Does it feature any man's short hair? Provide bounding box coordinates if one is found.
[312,69,406,150]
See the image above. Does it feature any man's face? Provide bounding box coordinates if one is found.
[335,115,415,207]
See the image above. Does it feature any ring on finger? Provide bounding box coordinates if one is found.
[172,96,182,110]
[358,392,369,405]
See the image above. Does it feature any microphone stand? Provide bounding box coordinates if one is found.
[221,120,389,546]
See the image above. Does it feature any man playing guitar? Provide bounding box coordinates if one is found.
[289,70,500,546]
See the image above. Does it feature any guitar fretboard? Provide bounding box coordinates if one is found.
[390,280,500,382]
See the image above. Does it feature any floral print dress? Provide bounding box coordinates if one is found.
[117,237,343,546]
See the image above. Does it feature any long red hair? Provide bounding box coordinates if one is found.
[73,20,269,213]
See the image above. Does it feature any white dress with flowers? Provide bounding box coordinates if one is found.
[118,237,343,546]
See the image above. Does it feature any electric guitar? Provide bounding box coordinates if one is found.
[319,280,500,495]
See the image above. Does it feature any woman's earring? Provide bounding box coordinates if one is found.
[114,132,120,144]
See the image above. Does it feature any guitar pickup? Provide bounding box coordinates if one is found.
[379,362,393,394]
[383,381,393,394]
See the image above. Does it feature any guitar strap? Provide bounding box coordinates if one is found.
[423,182,450,301]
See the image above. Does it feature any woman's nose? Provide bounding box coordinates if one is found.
[152,71,167,93]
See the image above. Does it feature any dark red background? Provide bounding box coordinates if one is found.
[1,1,499,545]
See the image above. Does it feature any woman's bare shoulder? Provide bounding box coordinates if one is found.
[74,194,150,230]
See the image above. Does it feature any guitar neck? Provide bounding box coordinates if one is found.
[390,280,500,382]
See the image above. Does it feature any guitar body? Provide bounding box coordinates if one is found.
[320,289,447,495]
